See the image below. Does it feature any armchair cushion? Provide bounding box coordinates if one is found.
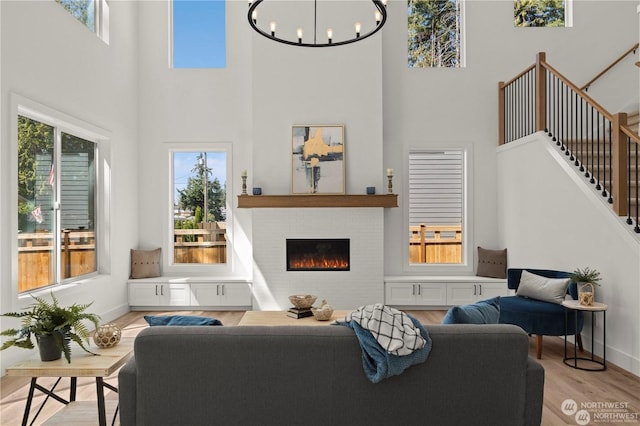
[516,270,570,304]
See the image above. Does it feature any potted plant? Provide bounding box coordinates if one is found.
[0,292,100,362]
[570,267,601,306]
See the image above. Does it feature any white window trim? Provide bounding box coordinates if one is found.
[165,142,233,276]
[403,143,474,274]
[9,93,112,306]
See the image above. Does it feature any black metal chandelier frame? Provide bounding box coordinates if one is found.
[247,0,387,48]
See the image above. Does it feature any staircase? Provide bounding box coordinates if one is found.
[499,52,640,234]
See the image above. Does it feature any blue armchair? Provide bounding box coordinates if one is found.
[499,268,583,359]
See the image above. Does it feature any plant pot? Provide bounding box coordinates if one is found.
[578,282,595,306]
[36,334,62,361]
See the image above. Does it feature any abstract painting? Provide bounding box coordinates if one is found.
[291,125,345,194]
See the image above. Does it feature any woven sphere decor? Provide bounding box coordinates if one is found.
[93,323,122,348]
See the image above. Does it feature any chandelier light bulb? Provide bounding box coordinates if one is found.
[327,28,333,44]
[270,21,276,37]
[297,27,303,43]
[251,10,257,24]
[355,22,361,37]
[375,11,381,25]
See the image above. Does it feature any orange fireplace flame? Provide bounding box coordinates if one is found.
[288,256,349,270]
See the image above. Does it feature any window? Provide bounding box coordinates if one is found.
[172,0,226,68]
[408,150,464,264]
[514,0,570,27]
[55,0,110,42]
[171,150,228,265]
[408,0,464,68]
[17,115,98,293]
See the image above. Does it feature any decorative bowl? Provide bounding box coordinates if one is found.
[288,294,317,309]
[311,307,334,321]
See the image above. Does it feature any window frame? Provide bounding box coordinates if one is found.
[165,142,233,275]
[56,0,110,43]
[403,144,474,274]
[10,94,111,302]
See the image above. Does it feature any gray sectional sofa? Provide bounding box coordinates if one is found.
[118,324,544,426]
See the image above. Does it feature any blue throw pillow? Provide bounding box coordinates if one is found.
[441,297,500,324]
[144,315,223,326]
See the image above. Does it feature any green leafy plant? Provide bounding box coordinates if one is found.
[1,292,100,363]
[570,267,602,286]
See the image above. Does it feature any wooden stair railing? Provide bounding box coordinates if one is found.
[499,52,640,234]
[581,43,639,92]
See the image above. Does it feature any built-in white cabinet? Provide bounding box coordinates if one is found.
[384,276,509,308]
[128,278,252,310]
[190,283,252,307]
[385,283,447,306]
[128,283,191,307]
[446,282,507,306]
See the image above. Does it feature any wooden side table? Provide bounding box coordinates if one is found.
[6,337,134,426]
[562,300,607,371]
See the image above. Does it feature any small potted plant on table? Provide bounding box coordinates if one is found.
[570,267,601,306]
[1,292,100,362]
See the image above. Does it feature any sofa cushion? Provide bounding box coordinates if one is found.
[442,297,500,324]
[476,247,507,279]
[499,296,583,336]
[130,248,161,279]
[144,315,223,326]
[516,270,569,304]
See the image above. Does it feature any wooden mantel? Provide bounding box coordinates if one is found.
[237,194,398,208]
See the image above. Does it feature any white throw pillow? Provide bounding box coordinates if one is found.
[516,270,570,304]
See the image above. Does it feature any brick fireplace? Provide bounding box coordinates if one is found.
[251,207,385,310]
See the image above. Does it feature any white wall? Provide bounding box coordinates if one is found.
[497,132,640,375]
[0,1,138,373]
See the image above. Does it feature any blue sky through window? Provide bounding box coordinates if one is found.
[173,0,226,68]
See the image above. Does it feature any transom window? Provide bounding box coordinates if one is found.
[55,0,109,42]
[172,0,226,68]
[408,0,465,68]
[514,0,571,27]
[17,114,99,293]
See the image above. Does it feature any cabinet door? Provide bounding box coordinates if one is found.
[190,284,221,306]
[415,283,447,305]
[446,283,476,306]
[219,283,252,306]
[385,283,418,305]
[129,283,161,306]
[163,284,191,306]
[477,282,507,300]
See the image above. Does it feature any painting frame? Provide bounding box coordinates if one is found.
[291,125,345,195]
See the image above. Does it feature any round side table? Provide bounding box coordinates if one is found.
[562,300,607,371]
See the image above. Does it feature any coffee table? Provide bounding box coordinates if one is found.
[6,337,134,426]
[238,310,351,326]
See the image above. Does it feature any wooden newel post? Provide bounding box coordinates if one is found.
[535,52,547,133]
[612,112,628,216]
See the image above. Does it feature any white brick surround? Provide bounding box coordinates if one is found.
[252,208,384,310]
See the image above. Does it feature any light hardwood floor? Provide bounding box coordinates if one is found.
[1,310,639,426]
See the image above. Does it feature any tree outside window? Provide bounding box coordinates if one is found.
[408,0,464,68]
[514,0,565,27]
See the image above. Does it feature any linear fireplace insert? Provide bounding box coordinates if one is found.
[286,238,350,271]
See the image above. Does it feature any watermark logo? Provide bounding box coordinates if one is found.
[560,400,640,424]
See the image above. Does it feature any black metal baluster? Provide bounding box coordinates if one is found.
[596,111,602,190]
[579,97,584,171]
[606,120,612,203]
[628,136,634,225]
[635,141,640,233]
[589,106,594,182]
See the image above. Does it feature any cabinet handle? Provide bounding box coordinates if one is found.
[479,284,482,295]
[417,285,421,296]
[216,285,220,296]
[161,285,164,296]
[412,285,415,296]
[473,284,477,296]
[155,285,158,296]
[221,285,225,296]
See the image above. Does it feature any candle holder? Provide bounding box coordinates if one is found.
[242,175,247,195]
[387,175,393,194]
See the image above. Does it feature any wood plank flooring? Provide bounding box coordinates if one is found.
[1,309,638,426]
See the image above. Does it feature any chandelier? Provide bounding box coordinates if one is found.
[247,0,388,48]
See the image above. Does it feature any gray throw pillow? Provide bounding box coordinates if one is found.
[516,270,570,304]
